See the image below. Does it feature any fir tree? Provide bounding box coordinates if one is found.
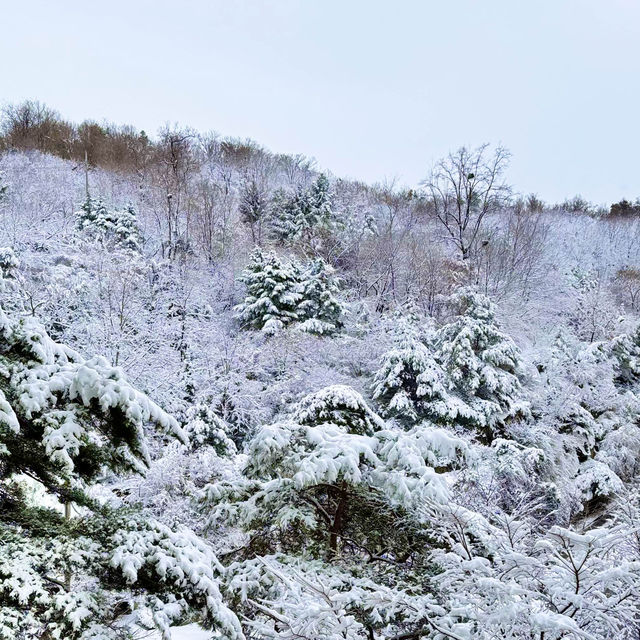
[372,317,450,424]
[182,402,236,456]
[268,187,302,244]
[235,248,302,334]
[434,289,528,439]
[76,196,141,251]
[0,247,19,280]
[268,174,337,250]
[298,258,344,335]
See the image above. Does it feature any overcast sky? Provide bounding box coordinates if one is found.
[2,0,639,204]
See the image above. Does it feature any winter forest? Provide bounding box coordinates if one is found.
[1,100,640,640]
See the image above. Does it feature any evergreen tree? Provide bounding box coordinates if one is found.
[372,317,450,424]
[76,196,141,251]
[235,248,302,334]
[268,174,336,250]
[239,180,267,245]
[298,258,344,335]
[0,247,19,281]
[308,173,334,224]
[182,402,236,456]
[607,323,640,386]
[0,303,242,639]
[205,384,467,638]
[434,289,528,440]
[293,384,385,434]
[268,187,302,244]
[0,173,7,202]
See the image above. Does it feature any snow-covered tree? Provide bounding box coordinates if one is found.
[76,196,141,251]
[235,248,302,335]
[236,250,345,336]
[239,180,267,245]
[0,247,19,281]
[374,294,527,436]
[206,384,468,638]
[428,502,640,639]
[0,173,7,202]
[435,289,528,440]
[182,402,236,456]
[372,316,449,423]
[608,323,640,386]
[268,174,337,250]
[0,303,242,639]
[298,258,344,335]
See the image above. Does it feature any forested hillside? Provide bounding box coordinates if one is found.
[1,102,639,639]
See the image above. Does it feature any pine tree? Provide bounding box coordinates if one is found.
[76,196,141,251]
[0,247,19,280]
[268,187,303,244]
[205,385,467,638]
[308,173,334,225]
[0,303,243,639]
[182,402,236,456]
[607,323,640,386]
[434,289,528,439]
[372,317,450,424]
[239,180,267,245]
[268,174,337,250]
[235,248,302,334]
[298,258,344,335]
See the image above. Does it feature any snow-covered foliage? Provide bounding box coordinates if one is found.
[372,315,446,423]
[0,298,239,638]
[182,402,236,455]
[235,248,344,335]
[1,135,640,639]
[374,291,528,439]
[268,173,337,250]
[298,258,344,335]
[235,248,302,334]
[76,196,141,251]
[435,289,529,439]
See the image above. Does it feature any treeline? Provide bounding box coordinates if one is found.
[0,99,317,180]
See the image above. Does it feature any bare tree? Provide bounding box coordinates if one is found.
[423,144,512,262]
[154,125,199,259]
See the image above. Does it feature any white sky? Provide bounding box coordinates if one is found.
[2,0,639,204]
